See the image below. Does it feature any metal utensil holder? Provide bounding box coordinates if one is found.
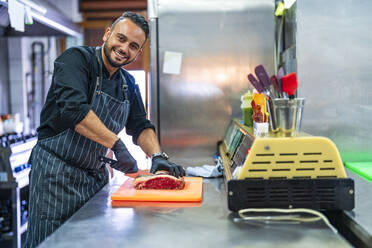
[267,98,305,136]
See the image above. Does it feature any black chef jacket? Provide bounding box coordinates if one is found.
[37,46,154,145]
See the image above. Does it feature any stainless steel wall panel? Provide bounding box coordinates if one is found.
[150,0,275,165]
[148,17,159,133]
[296,0,372,161]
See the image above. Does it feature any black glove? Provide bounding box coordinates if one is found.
[150,155,185,178]
[111,139,138,173]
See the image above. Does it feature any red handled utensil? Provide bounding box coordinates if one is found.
[281,72,298,99]
[270,75,282,98]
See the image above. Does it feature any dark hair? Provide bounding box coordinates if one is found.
[111,12,149,40]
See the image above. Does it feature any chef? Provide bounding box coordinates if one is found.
[25,12,185,248]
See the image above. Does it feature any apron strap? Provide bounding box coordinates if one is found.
[95,47,103,92]
[119,70,129,100]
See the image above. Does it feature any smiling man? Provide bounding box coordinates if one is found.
[25,12,185,248]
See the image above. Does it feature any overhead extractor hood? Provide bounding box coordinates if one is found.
[0,0,82,37]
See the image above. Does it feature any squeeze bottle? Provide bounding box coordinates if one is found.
[241,91,253,127]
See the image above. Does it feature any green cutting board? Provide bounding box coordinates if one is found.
[345,162,372,182]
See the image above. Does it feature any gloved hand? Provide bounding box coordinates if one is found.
[150,156,185,178]
[111,139,138,173]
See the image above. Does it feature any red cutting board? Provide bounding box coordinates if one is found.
[111,177,203,202]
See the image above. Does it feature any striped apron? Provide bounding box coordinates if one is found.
[25,47,130,248]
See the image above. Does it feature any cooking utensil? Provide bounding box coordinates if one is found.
[247,74,265,93]
[110,177,203,202]
[277,67,285,97]
[254,65,274,97]
[270,75,282,98]
[253,65,279,131]
[99,156,152,178]
[281,72,298,99]
[266,96,279,132]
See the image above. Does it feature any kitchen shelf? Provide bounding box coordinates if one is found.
[0,136,36,248]
[0,181,29,248]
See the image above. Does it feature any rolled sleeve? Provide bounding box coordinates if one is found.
[126,84,155,145]
[53,49,92,129]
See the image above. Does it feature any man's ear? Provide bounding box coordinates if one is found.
[132,49,143,62]
[103,27,111,42]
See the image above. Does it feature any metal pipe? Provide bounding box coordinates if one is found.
[31,41,45,130]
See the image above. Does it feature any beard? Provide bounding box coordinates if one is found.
[103,42,135,68]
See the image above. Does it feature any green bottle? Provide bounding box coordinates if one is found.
[241,90,253,127]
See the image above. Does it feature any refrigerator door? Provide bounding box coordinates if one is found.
[149,0,275,166]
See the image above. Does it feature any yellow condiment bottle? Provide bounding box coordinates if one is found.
[252,93,267,122]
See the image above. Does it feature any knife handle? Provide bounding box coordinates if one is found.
[99,156,118,166]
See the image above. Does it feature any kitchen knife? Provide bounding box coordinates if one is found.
[247,73,265,93]
[99,155,152,177]
[254,65,274,97]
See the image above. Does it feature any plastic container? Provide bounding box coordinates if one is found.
[253,122,269,137]
[252,93,269,123]
[241,91,253,127]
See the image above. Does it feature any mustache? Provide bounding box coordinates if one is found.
[114,48,128,58]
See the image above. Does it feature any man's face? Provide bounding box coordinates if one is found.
[102,18,146,68]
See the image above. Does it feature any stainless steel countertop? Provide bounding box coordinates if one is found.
[38,173,351,248]
[344,170,372,246]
